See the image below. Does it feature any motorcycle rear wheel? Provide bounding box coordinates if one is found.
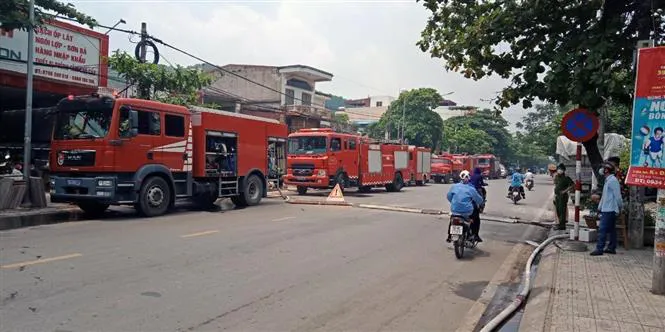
[454,233,466,259]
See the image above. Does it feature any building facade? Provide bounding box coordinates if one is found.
[200,64,334,132]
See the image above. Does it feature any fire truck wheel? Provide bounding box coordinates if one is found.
[434,177,442,184]
[296,186,308,195]
[416,180,424,186]
[137,176,172,217]
[242,174,263,206]
[77,201,109,217]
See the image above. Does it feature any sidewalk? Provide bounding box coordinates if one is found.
[519,242,665,331]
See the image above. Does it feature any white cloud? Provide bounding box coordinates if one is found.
[68,0,528,129]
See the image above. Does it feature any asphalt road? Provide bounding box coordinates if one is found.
[1,175,555,332]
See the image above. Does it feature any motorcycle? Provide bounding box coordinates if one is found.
[525,179,534,191]
[509,186,522,204]
[448,215,478,259]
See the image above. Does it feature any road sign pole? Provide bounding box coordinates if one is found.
[571,143,582,241]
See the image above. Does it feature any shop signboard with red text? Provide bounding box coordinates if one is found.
[626,46,665,188]
[0,20,108,88]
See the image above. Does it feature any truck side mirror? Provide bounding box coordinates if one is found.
[129,110,139,137]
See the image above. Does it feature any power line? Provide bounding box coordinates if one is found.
[146,35,335,112]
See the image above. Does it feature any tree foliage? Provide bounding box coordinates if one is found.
[108,51,213,106]
[367,88,444,150]
[1,0,97,31]
[441,109,513,160]
[516,103,568,157]
[418,0,664,168]
[442,124,493,155]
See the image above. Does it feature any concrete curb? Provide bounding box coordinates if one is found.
[455,243,534,332]
[517,242,560,332]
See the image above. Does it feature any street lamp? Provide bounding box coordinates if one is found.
[105,19,126,35]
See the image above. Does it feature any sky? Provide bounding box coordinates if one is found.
[67,0,530,131]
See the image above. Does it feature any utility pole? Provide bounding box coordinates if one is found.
[138,22,149,99]
[22,0,36,198]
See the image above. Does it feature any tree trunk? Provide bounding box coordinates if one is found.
[582,134,604,178]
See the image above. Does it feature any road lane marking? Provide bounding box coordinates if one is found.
[271,216,295,222]
[181,230,219,238]
[1,253,83,269]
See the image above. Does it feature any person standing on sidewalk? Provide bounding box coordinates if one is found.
[553,163,574,230]
[590,161,624,256]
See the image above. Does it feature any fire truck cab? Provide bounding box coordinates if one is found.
[48,94,287,217]
[284,128,408,194]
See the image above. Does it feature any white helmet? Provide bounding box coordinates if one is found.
[460,170,471,181]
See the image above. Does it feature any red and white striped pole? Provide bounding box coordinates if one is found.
[572,142,582,241]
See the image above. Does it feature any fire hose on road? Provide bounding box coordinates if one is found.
[479,233,569,332]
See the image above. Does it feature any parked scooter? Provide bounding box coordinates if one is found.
[447,214,479,259]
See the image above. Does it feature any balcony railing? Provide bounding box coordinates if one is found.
[283,105,331,120]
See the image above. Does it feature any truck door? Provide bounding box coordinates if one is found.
[115,106,160,173]
[347,138,359,178]
[329,136,342,172]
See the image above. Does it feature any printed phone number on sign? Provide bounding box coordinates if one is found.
[630,176,665,186]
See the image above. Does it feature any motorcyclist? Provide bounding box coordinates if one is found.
[446,170,485,243]
[469,167,488,206]
[507,167,526,198]
[525,168,535,188]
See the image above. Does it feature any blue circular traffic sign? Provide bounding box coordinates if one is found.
[561,108,599,142]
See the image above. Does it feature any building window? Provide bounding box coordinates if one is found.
[285,89,295,105]
[376,101,383,107]
[301,92,312,106]
[165,114,185,137]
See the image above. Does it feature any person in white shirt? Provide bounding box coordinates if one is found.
[525,169,535,181]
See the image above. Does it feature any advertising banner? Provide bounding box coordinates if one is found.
[626,47,665,188]
[0,20,108,87]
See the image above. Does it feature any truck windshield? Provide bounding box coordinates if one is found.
[54,97,114,140]
[477,158,490,165]
[288,136,327,154]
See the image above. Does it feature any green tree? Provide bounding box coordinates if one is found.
[368,88,444,150]
[1,0,96,31]
[511,132,551,167]
[442,124,493,154]
[108,51,212,106]
[418,0,664,170]
[516,103,568,156]
[441,109,513,161]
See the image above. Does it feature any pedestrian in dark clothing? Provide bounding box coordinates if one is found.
[553,163,574,230]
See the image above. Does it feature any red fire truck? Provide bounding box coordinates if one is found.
[474,154,500,179]
[284,128,408,194]
[431,154,453,183]
[405,146,431,186]
[48,94,288,217]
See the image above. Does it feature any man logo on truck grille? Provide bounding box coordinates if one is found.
[57,152,64,166]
